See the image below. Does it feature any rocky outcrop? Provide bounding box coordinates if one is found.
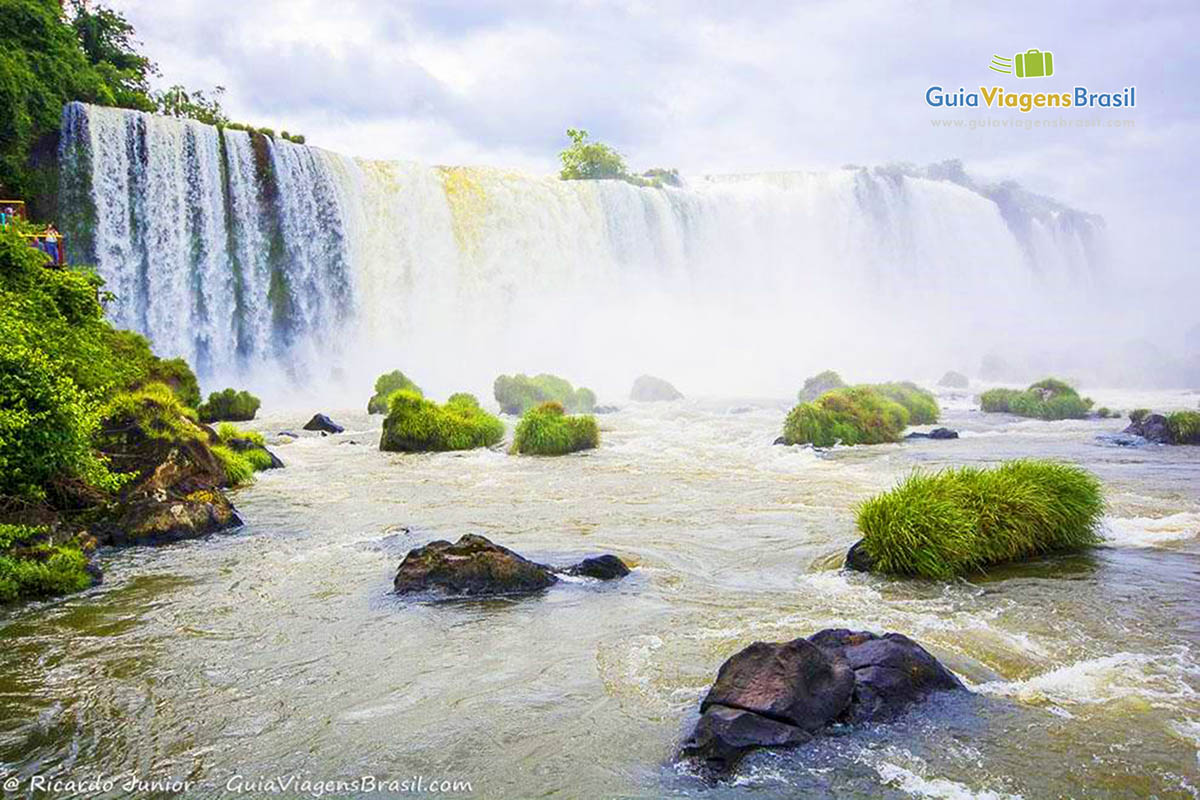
[905,427,959,440]
[1123,414,1170,444]
[226,436,285,468]
[937,371,969,389]
[844,539,873,572]
[303,413,344,434]
[393,534,630,597]
[630,375,683,402]
[679,629,964,776]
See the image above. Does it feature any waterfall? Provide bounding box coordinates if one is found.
[58,102,1108,400]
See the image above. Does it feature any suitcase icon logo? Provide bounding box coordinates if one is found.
[989,50,1054,78]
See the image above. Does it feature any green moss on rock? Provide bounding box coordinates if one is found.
[494,373,596,415]
[854,460,1104,579]
[0,524,94,603]
[380,390,505,452]
[368,370,423,414]
[511,401,599,455]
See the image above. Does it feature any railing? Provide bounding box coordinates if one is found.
[0,199,66,266]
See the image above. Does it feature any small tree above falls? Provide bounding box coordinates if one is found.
[559,129,628,180]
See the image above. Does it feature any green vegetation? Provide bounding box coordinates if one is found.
[210,444,253,486]
[368,370,423,414]
[855,460,1105,579]
[380,390,505,453]
[1166,411,1200,445]
[214,422,275,474]
[98,382,201,445]
[493,373,596,415]
[979,378,1093,420]
[511,402,599,456]
[197,387,260,422]
[798,370,845,402]
[0,0,306,205]
[783,386,908,447]
[1129,408,1150,424]
[0,523,92,603]
[872,382,939,425]
[558,129,678,188]
[1096,406,1117,419]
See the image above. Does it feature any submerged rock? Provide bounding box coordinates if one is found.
[593,405,621,414]
[303,413,344,434]
[393,534,630,597]
[630,374,683,402]
[1123,414,1170,444]
[844,539,873,572]
[904,427,959,440]
[937,371,970,389]
[679,629,963,777]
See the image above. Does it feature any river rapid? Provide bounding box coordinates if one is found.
[1,387,1198,799]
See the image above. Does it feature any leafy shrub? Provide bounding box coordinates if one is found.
[214,423,275,471]
[210,444,254,487]
[798,370,845,402]
[494,373,595,415]
[368,370,422,414]
[1129,408,1150,424]
[99,382,202,445]
[871,382,939,425]
[197,388,260,422]
[141,356,200,408]
[559,128,628,180]
[855,460,1104,579]
[511,402,599,456]
[380,390,505,452]
[782,386,908,447]
[0,524,93,603]
[979,378,1092,420]
[1167,411,1200,445]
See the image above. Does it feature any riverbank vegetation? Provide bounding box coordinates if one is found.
[980,378,1093,420]
[368,370,423,414]
[512,402,599,455]
[854,460,1104,579]
[379,391,505,453]
[197,388,260,422]
[494,373,596,415]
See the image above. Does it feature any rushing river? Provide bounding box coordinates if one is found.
[1,387,1198,799]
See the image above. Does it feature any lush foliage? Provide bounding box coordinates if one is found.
[1129,408,1150,424]
[871,382,939,425]
[558,129,677,188]
[494,373,596,415]
[368,370,423,414]
[783,386,909,447]
[97,381,201,446]
[979,377,1092,420]
[511,401,599,456]
[798,370,845,402]
[1166,411,1200,444]
[210,444,254,486]
[197,387,260,422]
[380,390,505,453]
[214,422,275,475]
[0,523,92,603]
[856,460,1105,579]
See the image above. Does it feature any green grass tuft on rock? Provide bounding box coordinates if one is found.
[197,387,261,422]
[855,460,1104,579]
[783,386,909,447]
[511,402,599,455]
[980,377,1092,420]
[380,390,505,452]
[0,524,94,603]
[1166,411,1200,444]
[871,382,939,425]
[494,373,596,415]
[368,370,423,414]
[211,444,255,487]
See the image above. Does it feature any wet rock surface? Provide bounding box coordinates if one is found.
[303,413,344,434]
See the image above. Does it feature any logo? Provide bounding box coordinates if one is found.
[990,49,1055,78]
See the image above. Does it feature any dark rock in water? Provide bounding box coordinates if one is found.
[101,495,243,547]
[905,427,959,440]
[680,705,812,776]
[564,554,630,580]
[1123,414,1170,444]
[1097,432,1148,447]
[593,405,621,414]
[277,430,299,438]
[728,406,753,415]
[679,629,963,776]
[772,436,787,446]
[394,534,557,596]
[630,374,683,402]
[844,539,873,572]
[937,371,970,389]
[303,413,344,434]
[809,629,964,723]
[701,638,854,731]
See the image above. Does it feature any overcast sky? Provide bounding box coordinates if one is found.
[108,0,1198,283]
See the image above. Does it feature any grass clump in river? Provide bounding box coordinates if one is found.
[511,402,599,455]
[1166,411,1200,444]
[871,381,939,425]
[855,460,1104,579]
[0,524,93,603]
[783,386,909,447]
[494,373,596,415]
[380,391,505,452]
[979,377,1093,420]
[368,370,423,414]
[197,387,261,422]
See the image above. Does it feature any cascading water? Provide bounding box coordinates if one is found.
[58,102,1107,401]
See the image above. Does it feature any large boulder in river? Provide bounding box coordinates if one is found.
[630,374,683,402]
[1123,413,1170,444]
[679,629,964,776]
[303,413,344,434]
[393,534,630,597]
[937,370,969,389]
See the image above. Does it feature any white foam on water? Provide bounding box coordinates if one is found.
[976,651,1199,707]
[1103,512,1200,548]
[876,763,1023,800]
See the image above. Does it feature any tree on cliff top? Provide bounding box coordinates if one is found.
[559,129,629,180]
